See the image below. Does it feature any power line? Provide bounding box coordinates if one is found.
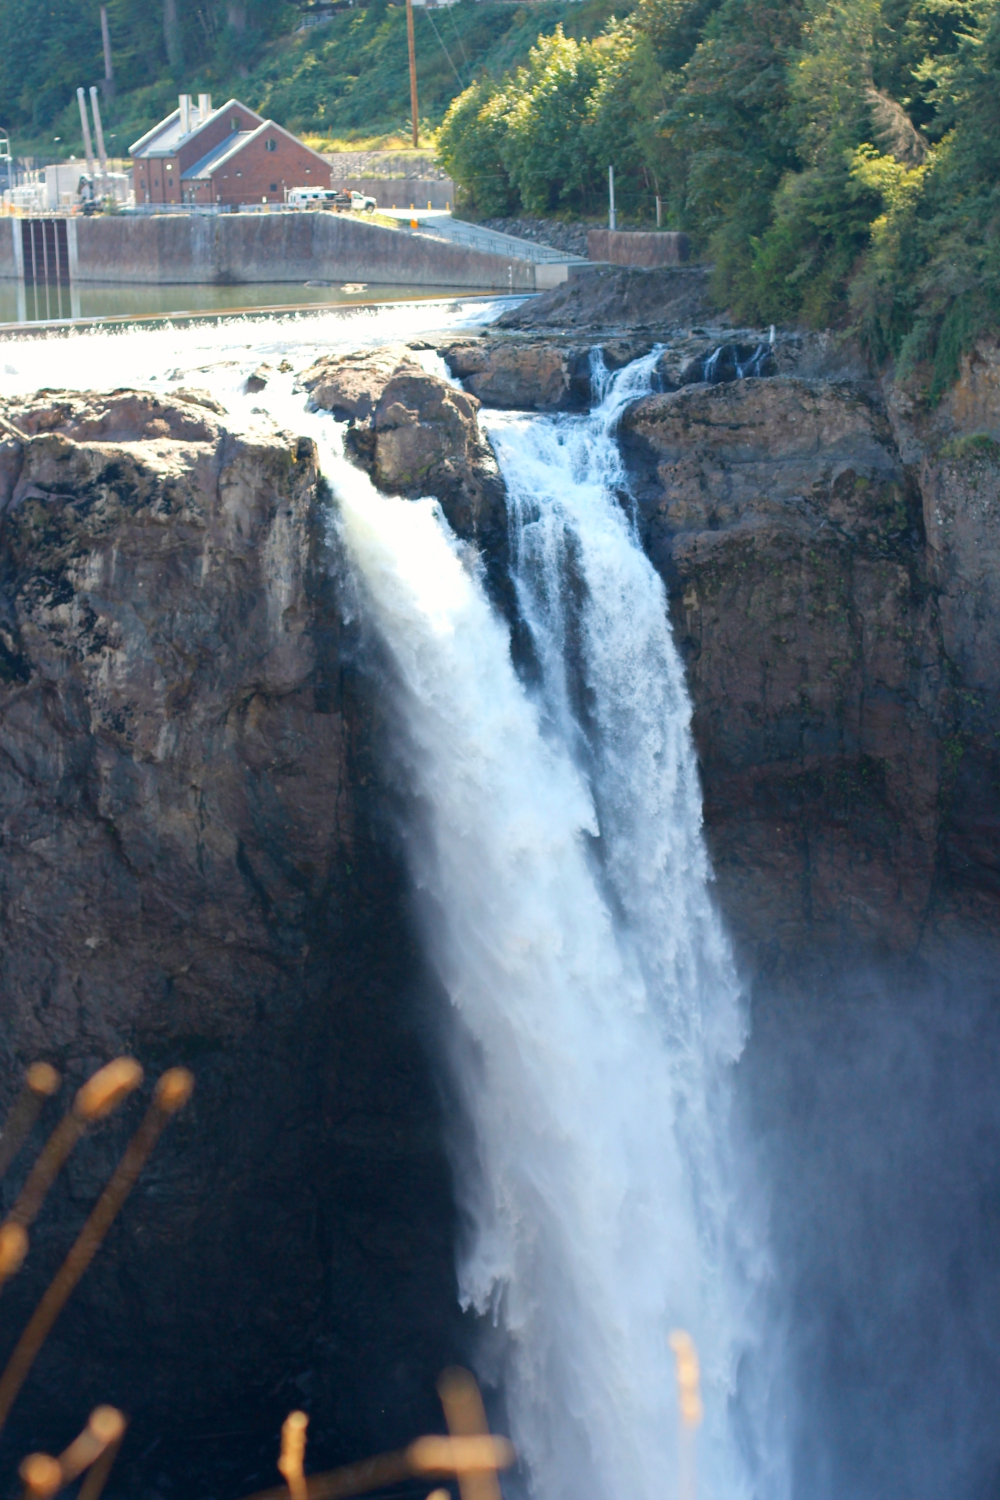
[422,6,466,89]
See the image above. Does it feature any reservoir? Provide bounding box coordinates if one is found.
[0,277,498,330]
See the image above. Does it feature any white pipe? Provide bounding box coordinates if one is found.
[179,94,191,136]
[89,86,108,173]
[198,93,212,120]
[608,163,616,232]
[77,87,95,176]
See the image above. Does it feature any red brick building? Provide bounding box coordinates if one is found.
[130,95,332,208]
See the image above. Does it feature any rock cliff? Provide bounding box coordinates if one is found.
[619,338,999,966]
[0,388,461,1493]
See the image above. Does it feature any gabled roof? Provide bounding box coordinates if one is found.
[182,130,255,180]
[180,118,332,179]
[129,98,262,159]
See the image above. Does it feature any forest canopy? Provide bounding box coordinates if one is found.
[438,0,1000,393]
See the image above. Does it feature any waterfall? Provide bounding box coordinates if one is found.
[0,316,773,1500]
[323,355,769,1500]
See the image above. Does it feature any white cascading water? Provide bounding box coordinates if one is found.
[321,354,766,1500]
[0,312,772,1500]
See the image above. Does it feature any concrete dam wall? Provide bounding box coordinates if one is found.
[0,212,545,290]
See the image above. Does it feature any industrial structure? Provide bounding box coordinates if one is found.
[130,96,333,208]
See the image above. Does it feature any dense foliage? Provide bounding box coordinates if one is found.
[0,0,619,159]
[438,0,1000,391]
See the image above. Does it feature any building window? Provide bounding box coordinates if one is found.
[235,170,242,177]
[269,183,277,192]
[231,116,239,130]
[266,138,276,152]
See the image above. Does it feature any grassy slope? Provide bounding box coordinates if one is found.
[13,0,627,164]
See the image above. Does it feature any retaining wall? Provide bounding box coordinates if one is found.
[0,222,16,279]
[347,177,455,210]
[0,212,540,290]
[587,229,690,267]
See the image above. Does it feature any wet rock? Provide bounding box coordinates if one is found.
[443,338,581,410]
[244,365,269,393]
[302,343,414,423]
[442,336,659,411]
[303,345,511,609]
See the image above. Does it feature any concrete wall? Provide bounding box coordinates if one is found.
[0,220,16,279]
[348,177,456,210]
[587,228,690,267]
[41,211,539,289]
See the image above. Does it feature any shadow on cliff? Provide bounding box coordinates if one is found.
[739,947,1000,1500]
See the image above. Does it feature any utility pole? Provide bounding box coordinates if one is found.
[608,164,616,231]
[405,0,419,149]
[100,6,116,100]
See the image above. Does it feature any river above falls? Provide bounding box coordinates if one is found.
[0,278,513,332]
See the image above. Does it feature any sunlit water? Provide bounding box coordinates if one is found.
[0,279,498,329]
[0,307,776,1500]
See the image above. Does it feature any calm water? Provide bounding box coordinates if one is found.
[0,278,488,329]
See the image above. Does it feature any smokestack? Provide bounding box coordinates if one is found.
[89,86,108,174]
[179,94,191,136]
[99,6,116,100]
[76,87,95,176]
[198,93,212,120]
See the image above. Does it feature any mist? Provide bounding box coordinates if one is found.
[740,950,1000,1500]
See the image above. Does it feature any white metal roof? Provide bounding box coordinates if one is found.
[182,131,255,180]
[129,98,261,159]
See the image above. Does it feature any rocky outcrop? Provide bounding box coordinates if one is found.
[439,337,657,411]
[442,339,591,410]
[302,344,512,612]
[438,327,866,413]
[0,389,461,1494]
[496,265,712,332]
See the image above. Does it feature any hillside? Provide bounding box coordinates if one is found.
[438,0,1000,398]
[0,0,628,161]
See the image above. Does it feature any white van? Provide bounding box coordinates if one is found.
[286,187,377,212]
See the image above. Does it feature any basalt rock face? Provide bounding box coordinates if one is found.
[302,344,505,541]
[882,340,1000,949]
[303,344,514,618]
[0,390,461,1494]
[620,365,1000,967]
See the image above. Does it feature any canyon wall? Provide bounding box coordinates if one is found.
[0,388,463,1493]
[620,342,1000,971]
